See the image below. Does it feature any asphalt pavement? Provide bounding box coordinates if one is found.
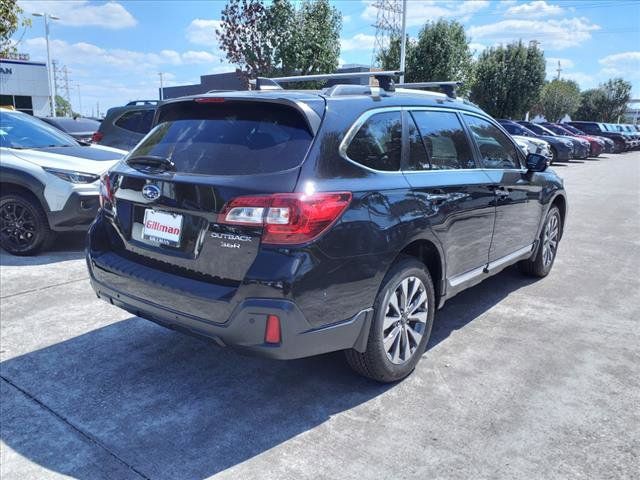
[1,152,639,479]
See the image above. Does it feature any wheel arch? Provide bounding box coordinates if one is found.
[394,238,445,304]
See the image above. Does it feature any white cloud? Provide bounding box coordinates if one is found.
[182,50,218,64]
[561,72,596,89]
[598,51,640,78]
[362,0,490,26]
[341,33,376,52]
[468,17,600,49]
[505,1,564,18]
[186,18,222,47]
[547,57,574,70]
[19,1,136,29]
[469,42,487,54]
[20,37,234,114]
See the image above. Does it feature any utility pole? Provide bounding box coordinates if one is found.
[370,0,403,70]
[399,0,407,82]
[556,60,562,80]
[62,65,71,106]
[158,72,164,100]
[52,59,60,114]
[32,13,60,117]
[76,82,82,117]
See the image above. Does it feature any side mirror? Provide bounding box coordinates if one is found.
[526,153,548,172]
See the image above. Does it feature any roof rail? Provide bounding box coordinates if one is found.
[255,70,402,92]
[125,100,159,106]
[395,81,462,98]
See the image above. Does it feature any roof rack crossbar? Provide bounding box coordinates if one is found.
[255,71,403,92]
[395,81,462,98]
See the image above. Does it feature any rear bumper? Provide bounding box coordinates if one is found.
[87,250,372,360]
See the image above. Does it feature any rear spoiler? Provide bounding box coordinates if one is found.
[154,95,323,136]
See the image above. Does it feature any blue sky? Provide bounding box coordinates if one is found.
[11,0,640,115]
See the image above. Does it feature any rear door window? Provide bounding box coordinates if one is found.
[345,111,402,171]
[407,110,475,170]
[128,101,313,175]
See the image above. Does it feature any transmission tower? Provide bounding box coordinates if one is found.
[370,0,403,68]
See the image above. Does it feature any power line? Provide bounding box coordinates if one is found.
[370,0,403,68]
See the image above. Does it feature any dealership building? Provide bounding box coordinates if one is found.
[0,56,51,116]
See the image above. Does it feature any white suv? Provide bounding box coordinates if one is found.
[0,108,125,255]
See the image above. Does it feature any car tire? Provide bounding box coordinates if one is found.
[549,147,557,164]
[519,206,562,278]
[345,256,435,383]
[0,193,53,256]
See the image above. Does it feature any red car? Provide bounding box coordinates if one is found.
[542,123,604,157]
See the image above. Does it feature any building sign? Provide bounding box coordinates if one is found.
[0,67,12,75]
[0,52,31,61]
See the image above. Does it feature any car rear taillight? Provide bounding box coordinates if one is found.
[99,173,113,207]
[219,192,352,245]
[265,315,281,344]
[91,131,103,143]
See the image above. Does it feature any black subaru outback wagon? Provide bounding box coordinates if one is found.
[87,72,567,382]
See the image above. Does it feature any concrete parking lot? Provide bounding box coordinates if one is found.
[1,152,639,480]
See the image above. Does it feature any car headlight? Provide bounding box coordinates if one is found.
[43,167,100,184]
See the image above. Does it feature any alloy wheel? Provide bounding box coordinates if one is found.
[542,211,560,268]
[0,201,38,250]
[382,276,428,365]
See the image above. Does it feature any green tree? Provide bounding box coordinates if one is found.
[538,79,581,122]
[216,0,341,78]
[574,78,632,122]
[0,0,31,57]
[470,41,546,119]
[409,20,473,91]
[574,88,607,121]
[376,35,413,71]
[55,95,75,117]
[599,78,632,122]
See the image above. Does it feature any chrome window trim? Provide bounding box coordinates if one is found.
[338,105,486,175]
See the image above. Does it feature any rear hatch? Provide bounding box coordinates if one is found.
[101,96,323,284]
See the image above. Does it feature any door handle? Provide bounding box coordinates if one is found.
[425,193,450,202]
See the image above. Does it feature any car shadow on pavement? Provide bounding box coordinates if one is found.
[428,265,537,351]
[0,233,85,266]
[0,317,390,480]
[0,265,537,479]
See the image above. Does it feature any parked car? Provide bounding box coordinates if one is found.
[512,134,552,162]
[0,108,125,255]
[39,116,101,144]
[92,102,156,151]
[560,123,615,153]
[566,121,629,152]
[87,77,567,382]
[541,122,604,157]
[518,121,590,159]
[498,119,572,163]
[614,124,640,148]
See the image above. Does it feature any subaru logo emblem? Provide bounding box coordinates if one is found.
[142,184,161,200]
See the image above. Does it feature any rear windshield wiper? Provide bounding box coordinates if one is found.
[126,155,176,172]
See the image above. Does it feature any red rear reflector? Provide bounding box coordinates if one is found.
[91,131,103,143]
[195,97,226,103]
[265,315,281,344]
[218,192,352,245]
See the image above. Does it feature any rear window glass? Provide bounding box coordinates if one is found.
[50,118,100,133]
[129,101,313,175]
[116,109,154,134]
[345,111,402,171]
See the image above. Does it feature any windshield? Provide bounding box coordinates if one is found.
[129,101,313,175]
[46,117,101,133]
[527,123,556,136]
[544,124,569,135]
[563,125,584,135]
[0,110,79,149]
